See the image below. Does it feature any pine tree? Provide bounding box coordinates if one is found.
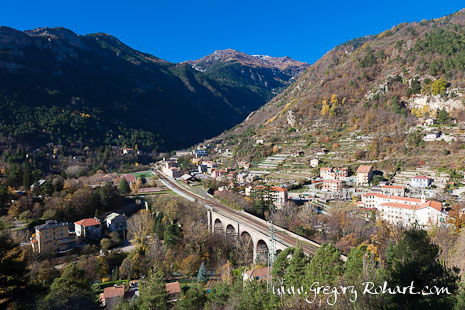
[385,227,459,309]
[0,235,27,299]
[139,269,169,310]
[40,263,98,310]
[284,244,307,287]
[23,164,31,189]
[176,284,206,310]
[119,177,130,194]
[305,243,343,287]
[272,247,294,282]
[197,262,208,283]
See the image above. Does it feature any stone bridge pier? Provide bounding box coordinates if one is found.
[207,209,285,263]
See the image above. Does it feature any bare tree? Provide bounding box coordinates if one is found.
[127,210,154,243]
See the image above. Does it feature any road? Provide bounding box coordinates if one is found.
[156,170,346,260]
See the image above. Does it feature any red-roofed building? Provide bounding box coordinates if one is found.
[356,165,373,186]
[118,173,136,184]
[360,192,446,227]
[74,218,101,240]
[100,285,125,309]
[165,282,181,302]
[243,266,271,284]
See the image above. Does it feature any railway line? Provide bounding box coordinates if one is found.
[156,170,346,261]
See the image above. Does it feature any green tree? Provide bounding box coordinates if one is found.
[271,247,294,283]
[176,284,207,310]
[205,281,232,309]
[139,269,169,310]
[153,212,165,240]
[197,262,208,283]
[385,227,459,309]
[0,184,8,209]
[119,177,131,194]
[22,164,32,189]
[164,222,182,248]
[40,263,98,310]
[0,234,27,299]
[238,281,280,310]
[100,238,112,251]
[437,108,450,124]
[305,243,343,287]
[284,244,308,287]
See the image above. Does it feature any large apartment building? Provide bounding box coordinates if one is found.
[31,220,76,254]
[360,193,446,227]
[356,165,373,186]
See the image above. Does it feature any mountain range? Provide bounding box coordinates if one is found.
[0,27,308,151]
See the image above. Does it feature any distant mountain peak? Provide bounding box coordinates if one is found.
[185,49,309,77]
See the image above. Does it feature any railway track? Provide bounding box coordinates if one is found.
[156,171,345,260]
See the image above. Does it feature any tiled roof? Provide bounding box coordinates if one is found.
[323,179,342,184]
[357,165,373,173]
[103,285,125,299]
[419,200,442,212]
[412,176,432,180]
[74,218,100,227]
[166,282,181,295]
[382,185,405,189]
[381,201,442,212]
[119,173,136,183]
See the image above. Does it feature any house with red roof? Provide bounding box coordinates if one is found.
[165,282,181,302]
[100,285,125,309]
[74,218,102,240]
[360,193,446,227]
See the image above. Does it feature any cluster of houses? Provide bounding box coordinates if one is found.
[315,164,450,227]
[31,212,127,254]
[319,165,373,190]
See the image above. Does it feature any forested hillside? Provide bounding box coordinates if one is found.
[0,27,308,151]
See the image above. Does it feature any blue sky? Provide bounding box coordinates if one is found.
[1,1,464,64]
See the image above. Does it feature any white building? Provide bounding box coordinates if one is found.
[423,131,441,141]
[310,158,319,168]
[381,185,406,197]
[361,193,446,227]
[410,176,433,188]
[161,160,182,179]
[105,213,127,237]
